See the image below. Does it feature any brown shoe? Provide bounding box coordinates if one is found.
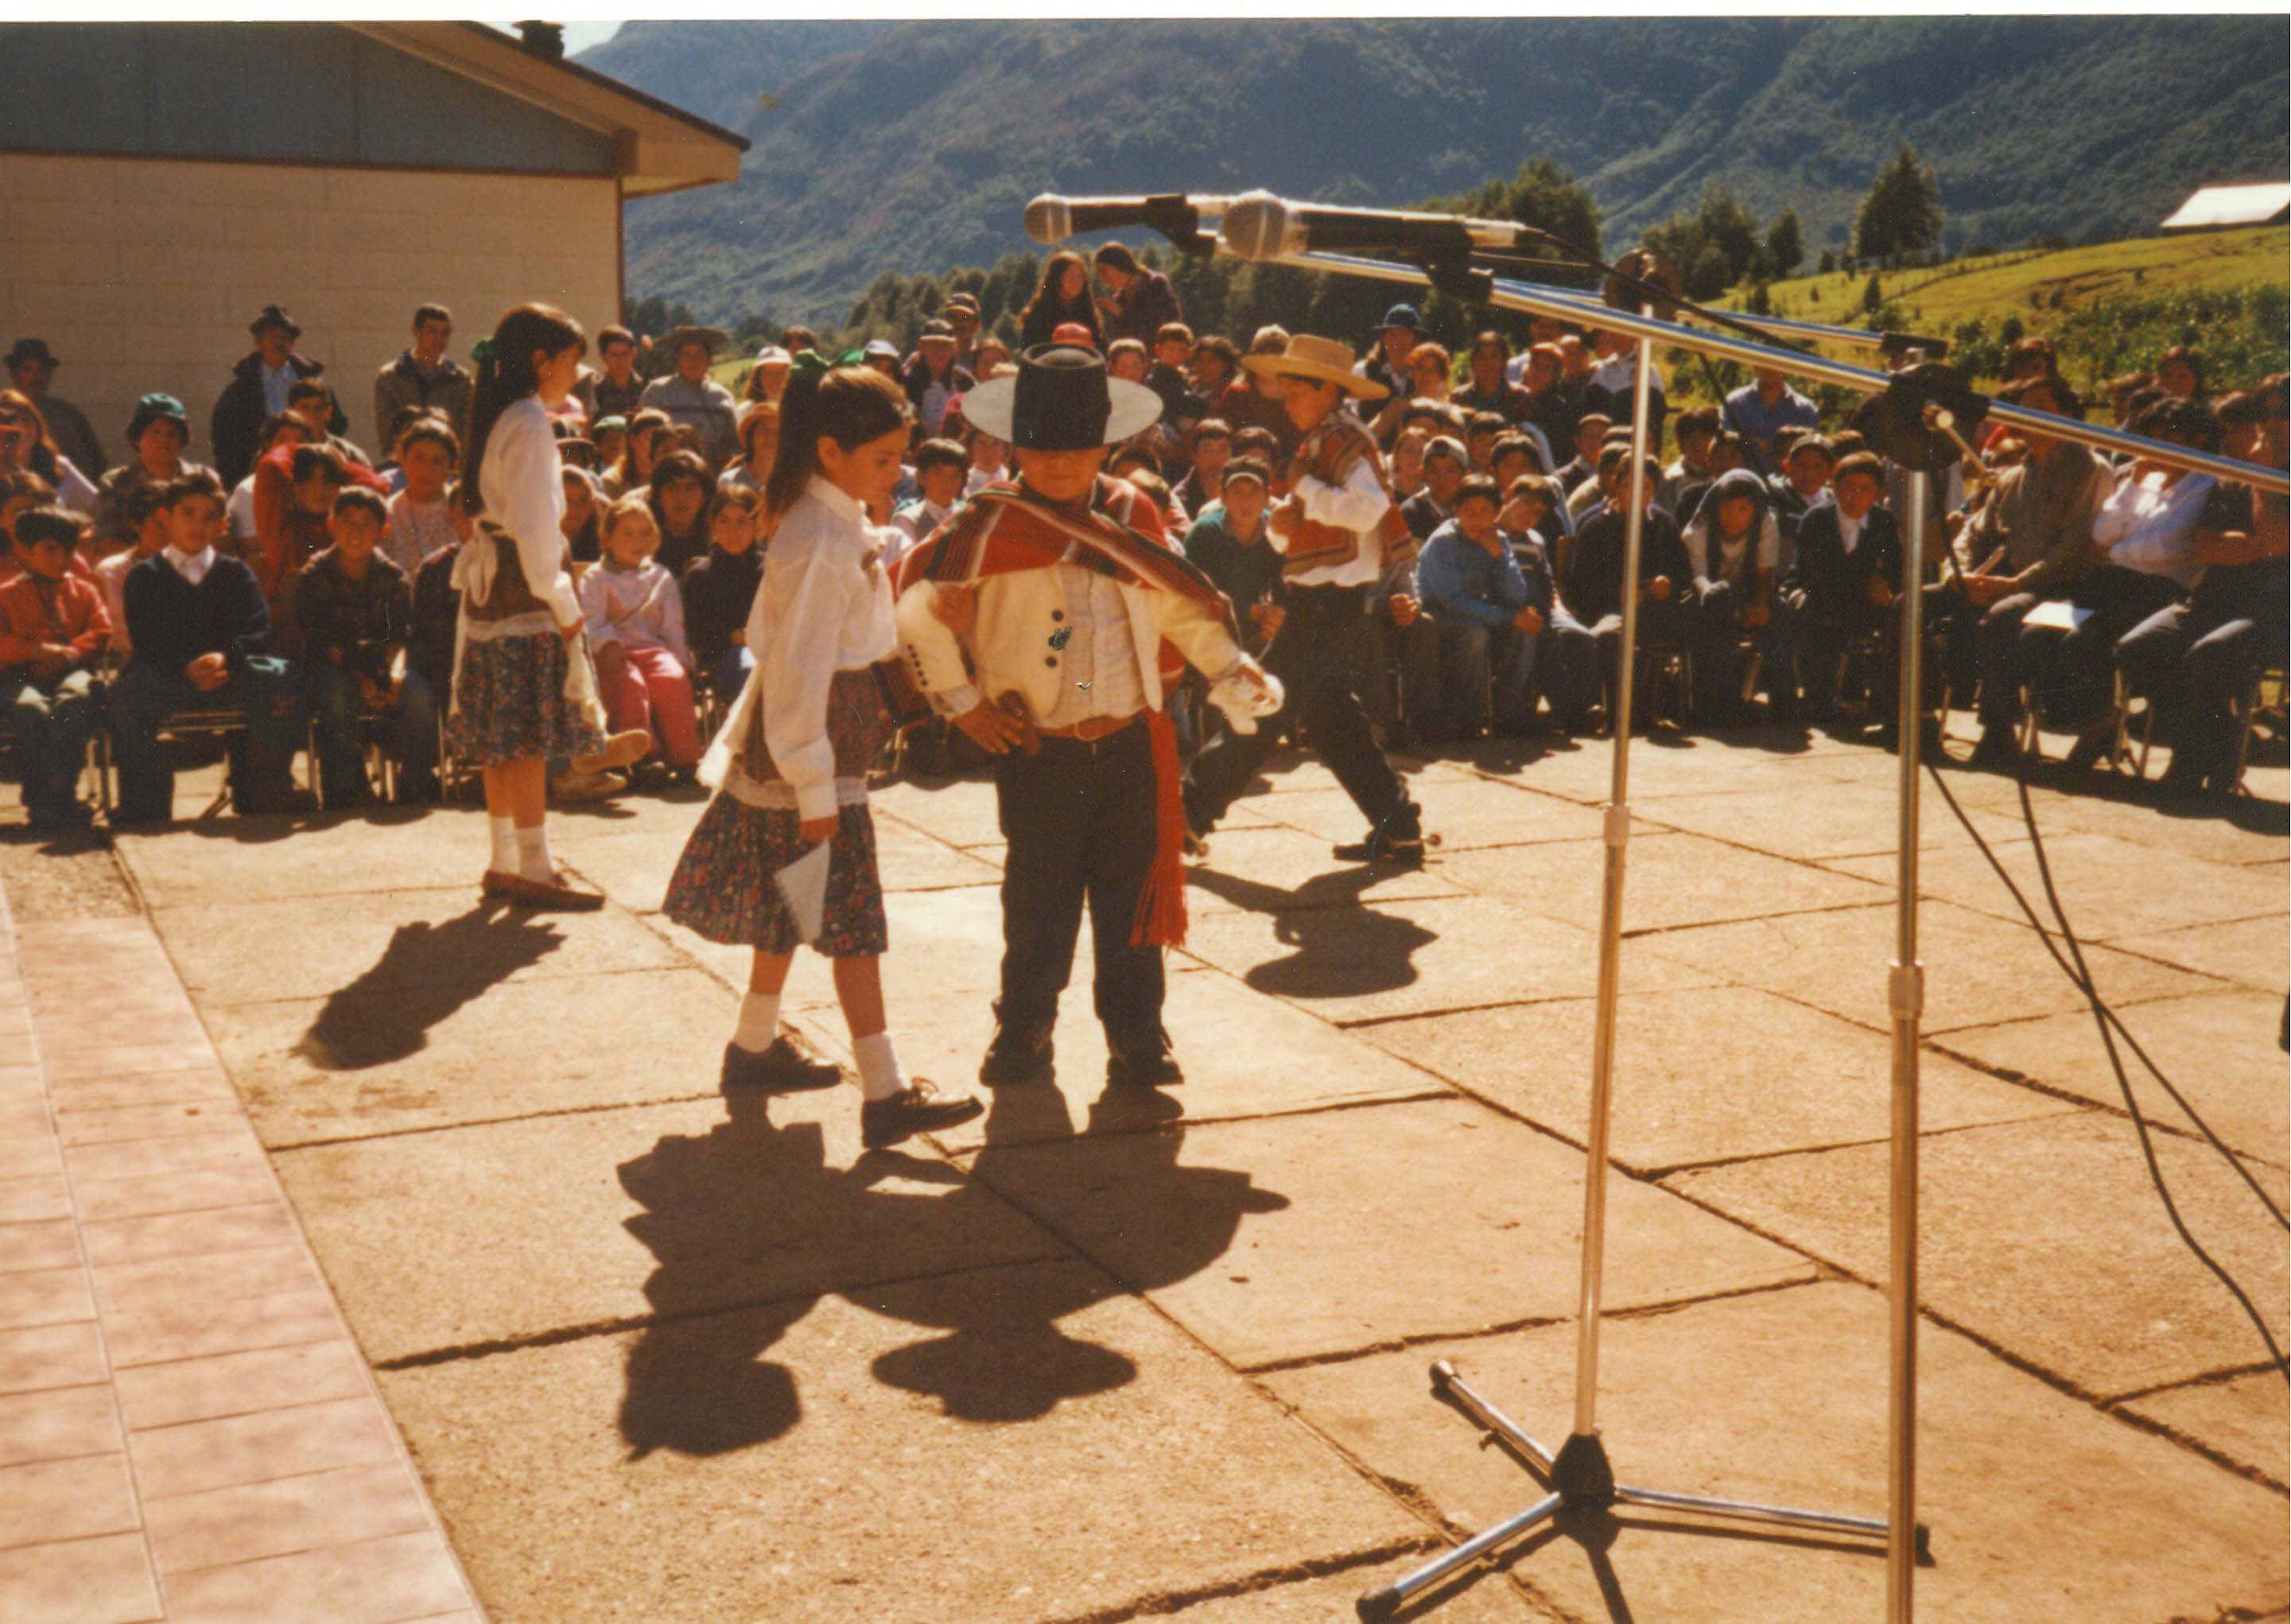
[860,1081,984,1148]
[573,731,652,775]
[481,868,519,896]
[500,869,606,911]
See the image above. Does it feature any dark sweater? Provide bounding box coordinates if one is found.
[1564,505,1691,625]
[122,552,272,677]
[680,544,763,675]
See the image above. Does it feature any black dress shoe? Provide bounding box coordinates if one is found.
[861,1081,984,1148]
[1967,726,2022,770]
[979,1019,1054,1086]
[721,1037,842,1094]
[1106,1032,1184,1090]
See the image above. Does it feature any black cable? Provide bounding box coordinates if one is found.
[1922,763,2287,1231]
[1920,759,2289,1383]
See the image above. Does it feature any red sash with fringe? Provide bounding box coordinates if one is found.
[896,478,1238,950]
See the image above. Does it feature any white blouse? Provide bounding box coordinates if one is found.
[2092,468,2215,589]
[750,476,898,821]
[474,398,581,629]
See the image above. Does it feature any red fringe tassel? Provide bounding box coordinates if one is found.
[1132,703,1189,950]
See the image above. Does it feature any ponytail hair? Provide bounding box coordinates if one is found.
[459,302,585,516]
[763,355,911,525]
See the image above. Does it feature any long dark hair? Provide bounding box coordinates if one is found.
[763,361,911,524]
[0,390,61,480]
[460,303,585,516]
[1020,251,1104,348]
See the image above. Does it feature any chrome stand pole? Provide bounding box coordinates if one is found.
[1357,344,1921,1624]
[1887,472,1928,1624]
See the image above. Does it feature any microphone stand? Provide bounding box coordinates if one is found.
[1357,311,1916,1624]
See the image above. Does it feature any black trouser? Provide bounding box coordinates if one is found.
[2116,558,2287,782]
[994,721,1163,1045]
[1185,583,1412,837]
[1986,567,2185,732]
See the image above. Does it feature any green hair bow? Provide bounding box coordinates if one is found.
[790,349,835,384]
[471,337,499,368]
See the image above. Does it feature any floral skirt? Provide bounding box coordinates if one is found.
[446,630,607,767]
[661,796,887,957]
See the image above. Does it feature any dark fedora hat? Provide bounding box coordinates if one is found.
[958,344,1161,453]
[5,338,58,371]
[249,304,301,340]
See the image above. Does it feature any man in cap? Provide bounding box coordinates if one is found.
[373,304,473,442]
[212,305,344,487]
[638,325,740,468]
[893,344,1280,1091]
[6,340,105,476]
[941,293,984,367]
[1359,305,1422,400]
[901,320,977,440]
[1185,333,1430,866]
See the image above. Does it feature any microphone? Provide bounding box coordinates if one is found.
[1023,193,1237,245]
[1220,192,1509,264]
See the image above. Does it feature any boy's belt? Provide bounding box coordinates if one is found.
[1035,711,1138,743]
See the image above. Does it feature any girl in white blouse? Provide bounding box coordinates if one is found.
[447,304,643,910]
[662,358,980,1148]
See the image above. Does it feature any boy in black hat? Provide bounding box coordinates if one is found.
[894,344,1279,1091]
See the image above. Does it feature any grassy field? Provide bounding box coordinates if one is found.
[1742,226,2288,336]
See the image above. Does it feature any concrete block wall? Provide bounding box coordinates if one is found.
[0,153,621,471]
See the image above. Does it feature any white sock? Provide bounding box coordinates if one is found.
[515,823,555,883]
[852,1031,906,1102]
[732,992,781,1055]
[488,816,518,876]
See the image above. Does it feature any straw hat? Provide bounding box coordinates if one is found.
[1243,333,1391,401]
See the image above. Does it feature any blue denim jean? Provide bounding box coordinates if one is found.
[111,659,302,822]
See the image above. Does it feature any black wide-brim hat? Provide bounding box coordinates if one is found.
[959,344,1161,452]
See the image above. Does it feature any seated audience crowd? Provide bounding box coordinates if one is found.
[2,280,2284,831]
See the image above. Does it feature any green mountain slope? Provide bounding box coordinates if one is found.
[581,17,2289,328]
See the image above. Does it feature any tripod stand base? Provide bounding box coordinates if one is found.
[1359,1362,1921,1619]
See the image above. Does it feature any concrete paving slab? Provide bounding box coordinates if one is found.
[1357,988,2076,1174]
[2119,1370,2291,1489]
[1144,1561,1551,1621]
[202,967,737,1146]
[377,1258,1423,1624]
[1448,731,1866,805]
[1826,829,2282,942]
[1182,823,1464,915]
[2015,783,2289,868]
[1436,831,1889,936]
[1934,990,2290,1166]
[2107,914,2289,993]
[111,807,494,907]
[275,1093,1067,1364]
[1267,1283,2290,1624]
[1646,899,2219,1035]
[1246,777,1607,851]
[965,1098,1814,1369]
[1667,1113,2291,1397]
[911,969,1448,1154]
[148,888,683,1007]
[1179,893,1715,1027]
[868,778,1009,849]
[1636,778,2032,861]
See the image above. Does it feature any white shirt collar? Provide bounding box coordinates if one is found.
[806,475,864,524]
[162,543,216,584]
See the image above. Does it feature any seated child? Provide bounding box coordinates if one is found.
[1413,476,1539,739]
[886,438,965,575]
[1683,467,1797,727]
[227,414,306,555]
[0,506,111,827]
[962,423,1010,496]
[561,465,603,565]
[96,484,173,659]
[1787,450,1906,732]
[253,443,354,642]
[381,418,460,576]
[1501,475,1598,732]
[681,484,765,701]
[296,486,437,805]
[581,495,701,777]
[112,471,302,822]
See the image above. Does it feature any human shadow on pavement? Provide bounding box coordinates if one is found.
[1186,864,1437,1000]
[297,899,561,1069]
[613,1079,1290,1454]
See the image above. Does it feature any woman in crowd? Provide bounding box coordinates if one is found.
[1019,251,1105,351]
[0,391,97,518]
[646,448,713,577]
[602,407,672,499]
[560,464,603,564]
[682,483,767,702]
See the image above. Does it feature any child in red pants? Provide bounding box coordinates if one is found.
[580,495,701,780]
